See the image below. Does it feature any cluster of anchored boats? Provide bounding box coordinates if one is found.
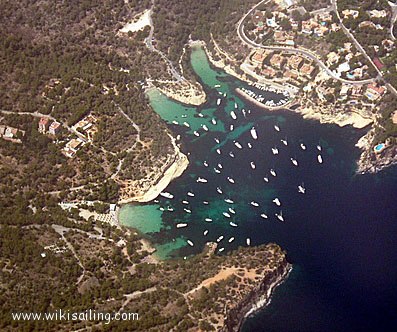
[240,82,291,108]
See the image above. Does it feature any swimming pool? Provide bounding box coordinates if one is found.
[374,143,385,152]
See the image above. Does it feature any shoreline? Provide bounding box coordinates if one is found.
[235,87,294,111]
[117,134,189,204]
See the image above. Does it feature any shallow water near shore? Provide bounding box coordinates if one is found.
[120,46,397,331]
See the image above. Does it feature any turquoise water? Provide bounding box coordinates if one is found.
[120,46,397,331]
[374,143,385,151]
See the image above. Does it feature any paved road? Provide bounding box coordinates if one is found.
[389,1,397,40]
[237,0,375,85]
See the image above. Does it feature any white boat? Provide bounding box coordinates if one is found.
[187,192,195,197]
[300,143,306,150]
[202,124,209,131]
[193,131,200,137]
[154,199,159,203]
[228,208,236,214]
[212,118,217,125]
[183,122,190,127]
[205,218,213,222]
[198,113,204,118]
[317,145,322,151]
[214,84,221,88]
[181,115,187,118]
[196,177,208,183]
[182,200,189,205]
[184,208,192,213]
[227,177,235,184]
[214,168,221,174]
[272,147,279,155]
[263,177,269,182]
[270,169,277,177]
[250,201,259,207]
[203,161,208,167]
[272,198,281,206]
[234,102,238,108]
[187,240,194,247]
[217,163,223,169]
[223,212,231,218]
[261,213,268,219]
[298,184,306,194]
[176,135,181,141]
[242,109,246,117]
[177,223,188,228]
[275,211,284,222]
[224,198,234,204]
[230,111,237,120]
[250,127,258,140]
[228,237,235,243]
[216,148,221,155]
[218,247,225,252]
[203,230,209,236]
[230,124,234,131]
[167,207,174,211]
[274,125,280,132]
[159,207,165,211]
[229,222,238,227]
[250,162,256,169]
[160,192,174,199]
[291,158,298,166]
[217,236,224,242]
[172,120,178,125]
[246,238,251,246]
[223,93,226,97]
[214,138,220,144]
[217,187,223,194]
[203,201,209,205]
[317,155,323,164]
[281,139,288,146]
[217,98,221,106]
[234,141,243,149]
[229,152,235,158]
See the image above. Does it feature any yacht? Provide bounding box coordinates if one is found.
[159,207,165,211]
[230,111,237,120]
[183,122,190,127]
[217,236,224,243]
[300,143,306,150]
[214,84,221,88]
[250,201,259,207]
[317,155,323,164]
[154,199,159,203]
[272,198,281,206]
[298,184,306,194]
[167,207,174,212]
[202,124,209,131]
[229,152,235,158]
[223,212,231,218]
[217,98,221,106]
[217,187,223,194]
[263,177,269,182]
[216,148,221,155]
[229,222,238,227]
[234,141,243,149]
[250,127,258,140]
[250,162,256,169]
[203,161,208,167]
[272,147,279,155]
[181,115,187,118]
[214,138,220,144]
[234,102,238,108]
[274,125,280,132]
[218,247,225,252]
[275,211,284,222]
[246,238,251,246]
[242,109,247,117]
[224,198,234,204]
[203,201,209,205]
[291,158,298,166]
[247,143,252,149]
[172,120,178,125]
[317,145,322,151]
[187,240,194,247]
[281,139,288,146]
[187,192,195,197]
[228,237,235,243]
[230,124,234,131]
[160,192,174,199]
[227,177,235,184]
[203,230,209,236]
[214,168,221,174]
[182,200,189,205]
[212,118,217,125]
[176,223,188,228]
[183,208,191,213]
[228,208,236,214]
[198,113,204,118]
[196,177,208,183]
[205,218,213,222]
[270,169,277,177]
[261,213,268,219]
[217,163,223,169]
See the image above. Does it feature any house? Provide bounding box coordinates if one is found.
[326,52,340,66]
[359,21,376,29]
[4,127,18,139]
[314,25,328,37]
[299,63,315,78]
[49,121,61,135]
[287,55,303,70]
[317,12,332,23]
[351,85,363,98]
[269,54,285,69]
[340,84,351,96]
[274,31,294,45]
[63,138,84,158]
[261,67,277,77]
[342,10,359,19]
[252,50,267,66]
[368,10,387,18]
[365,83,386,101]
[38,117,50,133]
[302,21,313,34]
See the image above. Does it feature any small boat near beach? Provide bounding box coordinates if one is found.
[234,141,243,149]
[217,98,221,106]
[291,158,298,166]
[193,131,199,137]
[187,240,194,247]
[275,211,284,222]
[223,212,231,218]
[218,247,225,252]
[217,236,224,243]
[317,155,323,164]
[272,147,279,155]
[261,213,268,219]
[183,208,191,213]
[230,111,237,120]
[246,238,251,246]
[205,218,213,222]
[196,177,208,183]
[274,125,280,132]
[263,177,269,182]
[224,198,234,204]
[177,223,188,228]
[250,161,256,169]
[217,187,223,194]
[300,143,306,150]
[228,237,235,243]
[250,127,258,140]
[229,222,238,227]
[229,152,235,158]
[160,192,174,199]
[250,201,259,207]
[203,230,209,236]
[227,177,235,184]
[203,161,208,167]
[272,198,281,206]
[270,169,277,177]
[216,148,221,155]
[187,192,195,197]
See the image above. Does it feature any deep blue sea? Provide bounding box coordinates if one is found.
[121,46,397,331]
